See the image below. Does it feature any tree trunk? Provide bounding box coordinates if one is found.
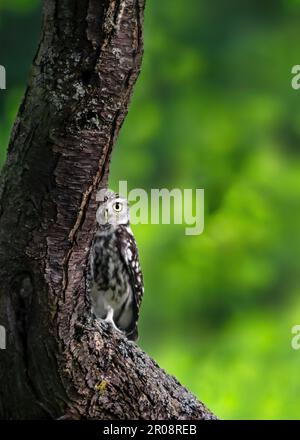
[0,0,216,420]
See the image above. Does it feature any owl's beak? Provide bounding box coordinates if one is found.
[104,209,108,223]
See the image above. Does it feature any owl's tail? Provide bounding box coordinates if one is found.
[126,325,138,342]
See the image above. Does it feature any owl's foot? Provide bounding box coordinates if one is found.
[95,307,124,335]
[103,307,123,336]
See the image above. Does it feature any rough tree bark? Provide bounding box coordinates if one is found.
[0,0,216,420]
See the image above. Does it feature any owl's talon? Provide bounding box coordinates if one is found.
[104,309,124,336]
[93,318,123,338]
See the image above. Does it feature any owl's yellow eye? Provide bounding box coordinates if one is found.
[113,201,123,212]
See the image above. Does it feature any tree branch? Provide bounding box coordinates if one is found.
[0,0,216,420]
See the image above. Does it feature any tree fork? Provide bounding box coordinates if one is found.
[0,0,216,420]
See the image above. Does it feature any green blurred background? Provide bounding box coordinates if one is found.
[1,0,300,419]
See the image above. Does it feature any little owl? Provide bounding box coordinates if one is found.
[88,191,144,341]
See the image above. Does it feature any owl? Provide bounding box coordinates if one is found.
[88,191,144,341]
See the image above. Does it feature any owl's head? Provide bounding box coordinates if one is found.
[96,192,129,231]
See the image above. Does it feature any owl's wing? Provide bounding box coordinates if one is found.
[116,225,144,340]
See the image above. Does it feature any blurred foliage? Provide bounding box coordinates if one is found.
[1,0,300,419]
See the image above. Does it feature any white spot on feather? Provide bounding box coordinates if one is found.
[126,248,133,260]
